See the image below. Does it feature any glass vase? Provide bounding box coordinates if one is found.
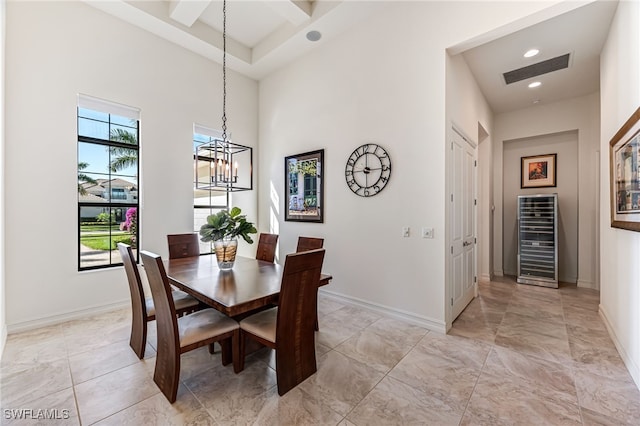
[213,237,238,270]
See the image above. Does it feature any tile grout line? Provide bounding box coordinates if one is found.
[66,350,83,426]
[328,318,433,424]
[560,289,586,426]
[456,283,511,425]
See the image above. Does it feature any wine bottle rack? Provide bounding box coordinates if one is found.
[517,194,558,288]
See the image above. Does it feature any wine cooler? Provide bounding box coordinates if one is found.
[517,194,558,288]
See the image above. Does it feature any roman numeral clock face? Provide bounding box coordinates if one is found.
[345,144,391,197]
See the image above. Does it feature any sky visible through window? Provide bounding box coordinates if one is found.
[78,108,137,185]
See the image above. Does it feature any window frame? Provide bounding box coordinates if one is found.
[77,100,140,271]
[193,126,229,254]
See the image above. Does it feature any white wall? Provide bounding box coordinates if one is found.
[2,0,593,337]
[0,0,6,355]
[502,131,579,283]
[478,125,493,283]
[493,93,600,288]
[258,1,565,331]
[4,1,258,329]
[446,53,494,288]
[599,0,640,389]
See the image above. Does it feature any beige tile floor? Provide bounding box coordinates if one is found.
[2,277,640,425]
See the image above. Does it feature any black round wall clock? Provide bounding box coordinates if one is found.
[345,143,392,197]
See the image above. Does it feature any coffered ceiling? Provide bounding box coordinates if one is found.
[85,0,387,81]
[85,0,619,114]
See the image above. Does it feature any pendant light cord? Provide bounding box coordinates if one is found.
[221,0,227,143]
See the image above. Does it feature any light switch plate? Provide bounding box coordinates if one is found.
[402,227,410,237]
[422,227,434,238]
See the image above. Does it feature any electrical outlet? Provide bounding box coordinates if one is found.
[422,227,434,239]
[402,227,410,238]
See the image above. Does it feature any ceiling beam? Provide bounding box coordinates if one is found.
[84,0,252,71]
[263,0,312,26]
[83,0,383,80]
[168,0,212,27]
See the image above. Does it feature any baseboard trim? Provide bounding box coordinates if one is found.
[319,289,447,334]
[479,273,491,283]
[599,304,640,390]
[577,279,596,289]
[6,300,129,334]
[8,291,450,337]
[494,270,504,277]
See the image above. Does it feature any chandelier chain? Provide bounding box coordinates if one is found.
[221,0,227,142]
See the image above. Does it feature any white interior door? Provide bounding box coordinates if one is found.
[451,128,476,321]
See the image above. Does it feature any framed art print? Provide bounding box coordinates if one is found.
[284,149,324,222]
[610,107,640,232]
[521,153,557,189]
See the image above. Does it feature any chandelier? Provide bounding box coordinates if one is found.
[195,0,252,192]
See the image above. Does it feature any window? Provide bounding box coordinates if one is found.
[111,188,126,200]
[193,125,228,254]
[303,173,317,207]
[289,172,298,196]
[77,95,140,270]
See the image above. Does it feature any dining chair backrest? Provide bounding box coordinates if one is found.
[296,236,324,253]
[118,243,149,357]
[167,233,200,259]
[141,250,240,403]
[275,248,325,394]
[256,233,278,263]
[140,251,181,370]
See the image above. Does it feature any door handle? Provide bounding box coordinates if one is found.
[463,241,470,247]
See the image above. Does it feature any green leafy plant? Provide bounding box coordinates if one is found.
[78,162,98,195]
[199,207,257,244]
[109,128,138,172]
[96,212,114,223]
[288,159,317,176]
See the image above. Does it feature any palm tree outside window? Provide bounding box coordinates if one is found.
[77,95,140,271]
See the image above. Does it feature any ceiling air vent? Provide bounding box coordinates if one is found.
[503,53,571,85]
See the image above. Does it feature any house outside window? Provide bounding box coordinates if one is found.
[77,95,140,270]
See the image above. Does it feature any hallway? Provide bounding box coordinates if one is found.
[451,277,640,424]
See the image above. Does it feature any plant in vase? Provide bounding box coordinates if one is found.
[199,207,257,269]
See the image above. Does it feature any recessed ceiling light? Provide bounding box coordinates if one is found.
[306,31,322,42]
[528,81,542,88]
[524,49,539,58]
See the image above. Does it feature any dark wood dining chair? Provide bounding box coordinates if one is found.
[238,248,325,396]
[256,233,278,263]
[296,236,324,252]
[167,233,200,259]
[297,236,325,330]
[118,243,202,359]
[140,250,241,403]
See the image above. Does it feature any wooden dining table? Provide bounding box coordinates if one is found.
[164,254,332,318]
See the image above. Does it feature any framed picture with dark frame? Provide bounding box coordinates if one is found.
[609,107,640,232]
[521,153,557,188]
[284,149,324,223]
